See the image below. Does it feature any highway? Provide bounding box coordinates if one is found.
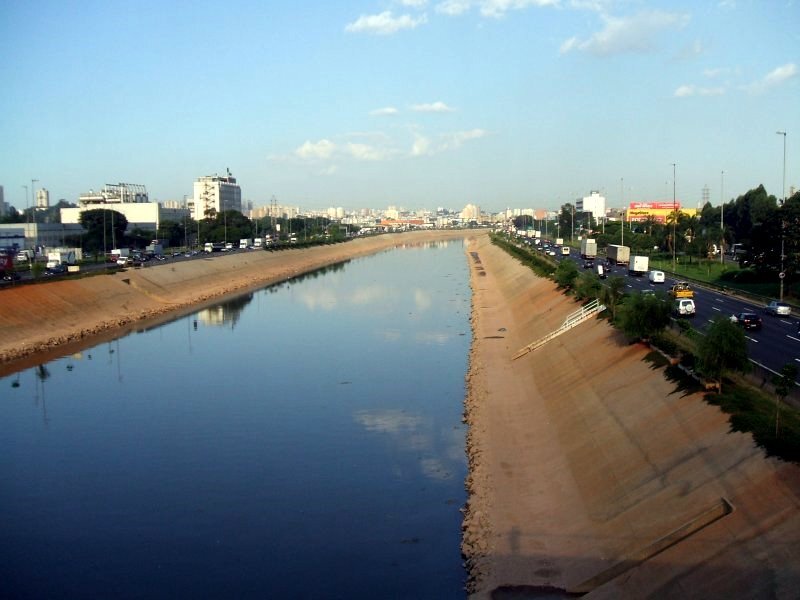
[546,243,800,382]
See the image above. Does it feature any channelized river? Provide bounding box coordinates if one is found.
[0,240,472,599]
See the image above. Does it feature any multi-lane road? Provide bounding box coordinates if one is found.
[549,245,800,383]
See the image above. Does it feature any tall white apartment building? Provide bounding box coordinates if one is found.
[577,191,606,222]
[189,171,242,220]
[460,203,481,221]
[36,188,50,210]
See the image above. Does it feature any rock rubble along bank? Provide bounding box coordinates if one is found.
[0,230,475,368]
[462,233,800,599]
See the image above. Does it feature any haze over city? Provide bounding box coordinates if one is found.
[1,0,797,213]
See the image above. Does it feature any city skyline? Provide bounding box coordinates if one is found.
[1,1,797,213]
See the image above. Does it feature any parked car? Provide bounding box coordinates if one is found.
[764,300,791,316]
[731,312,762,330]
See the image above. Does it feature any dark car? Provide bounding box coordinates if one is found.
[730,312,762,330]
[583,259,594,269]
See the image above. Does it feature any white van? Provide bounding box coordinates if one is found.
[561,246,570,256]
[596,264,606,279]
[648,269,665,284]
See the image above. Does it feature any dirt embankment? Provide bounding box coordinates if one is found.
[462,233,800,599]
[0,230,474,372]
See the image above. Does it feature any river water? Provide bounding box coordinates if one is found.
[0,240,472,599]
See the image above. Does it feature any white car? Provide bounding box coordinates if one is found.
[764,300,791,316]
[673,298,696,317]
[648,269,665,284]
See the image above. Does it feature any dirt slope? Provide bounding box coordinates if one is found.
[463,233,800,599]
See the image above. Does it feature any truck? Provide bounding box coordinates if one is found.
[555,238,564,246]
[669,281,694,299]
[46,249,77,269]
[580,238,597,259]
[628,255,649,276]
[606,244,630,266]
[239,238,252,249]
[204,242,225,253]
[253,237,264,248]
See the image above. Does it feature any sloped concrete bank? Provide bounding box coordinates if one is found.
[0,230,474,371]
[462,234,800,599]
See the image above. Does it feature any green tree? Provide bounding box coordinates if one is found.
[771,364,798,437]
[599,275,626,321]
[553,259,578,290]
[696,317,750,392]
[79,209,128,253]
[617,292,671,341]
[574,270,601,301]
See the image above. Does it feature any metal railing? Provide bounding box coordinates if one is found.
[512,299,606,360]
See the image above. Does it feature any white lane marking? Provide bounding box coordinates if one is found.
[715,297,725,303]
[712,307,721,312]
[779,318,792,325]
[788,335,800,342]
[745,336,759,343]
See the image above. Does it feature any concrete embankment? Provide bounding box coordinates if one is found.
[462,234,800,599]
[0,230,473,371]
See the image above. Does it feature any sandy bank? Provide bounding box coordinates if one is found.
[0,230,475,372]
[462,233,800,598]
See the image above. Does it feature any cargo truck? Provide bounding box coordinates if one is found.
[606,244,630,266]
[555,238,564,246]
[47,249,77,269]
[580,238,597,259]
[239,238,252,249]
[628,255,649,276]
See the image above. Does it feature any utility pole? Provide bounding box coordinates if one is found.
[671,163,677,273]
[777,131,787,300]
[720,171,725,264]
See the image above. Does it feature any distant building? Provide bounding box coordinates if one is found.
[36,188,50,210]
[189,171,242,221]
[0,185,5,217]
[577,191,606,221]
[61,182,188,232]
[460,203,481,221]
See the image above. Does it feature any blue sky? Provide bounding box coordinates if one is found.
[1,0,797,213]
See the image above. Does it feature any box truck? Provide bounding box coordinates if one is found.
[580,238,597,259]
[628,255,649,276]
[606,244,630,266]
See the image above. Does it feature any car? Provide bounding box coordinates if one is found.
[583,259,594,269]
[2,271,21,281]
[45,264,67,276]
[765,300,791,316]
[547,249,556,256]
[673,298,696,317]
[648,269,665,284]
[731,312,762,330]
[596,264,606,278]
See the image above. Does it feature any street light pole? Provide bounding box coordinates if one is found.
[777,131,787,300]
[620,177,624,246]
[671,163,677,273]
[720,170,725,264]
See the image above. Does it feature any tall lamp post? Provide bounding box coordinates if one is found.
[720,170,725,264]
[671,163,677,273]
[777,130,786,300]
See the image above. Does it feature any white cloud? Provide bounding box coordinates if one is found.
[435,0,559,17]
[345,11,428,35]
[411,101,455,112]
[479,0,560,18]
[560,10,690,56]
[370,106,399,116]
[295,139,336,159]
[400,0,428,7]
[745,63,798,94]
[346,142,390,161]
[412,133,433,156]
[674,84,725,97]
[410,128,487,156]
[436,0,472,15]
[320,165,338,176]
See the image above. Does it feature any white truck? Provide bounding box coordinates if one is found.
[580,238,597,259]
[555,238,564,246]
[606,244,630,266]
[46,249,76,269]
[253,237,264,248]
[239,238,252,249]
[628,255,649,276]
